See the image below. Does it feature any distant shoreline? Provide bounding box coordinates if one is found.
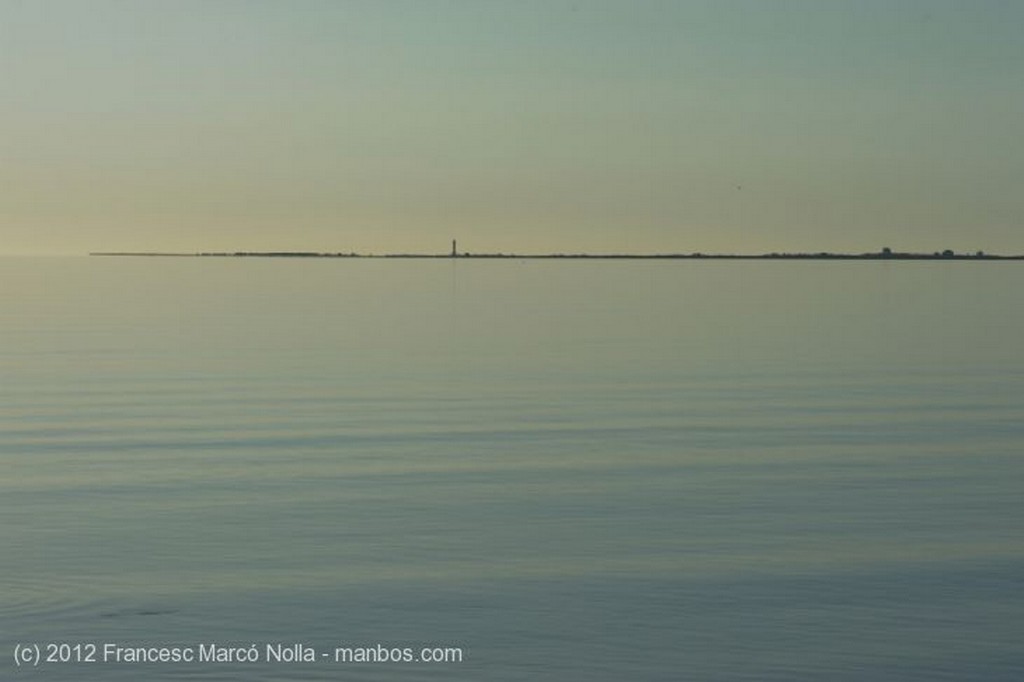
[89,250,1024,261]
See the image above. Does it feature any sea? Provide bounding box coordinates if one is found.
[1,256,1022,681]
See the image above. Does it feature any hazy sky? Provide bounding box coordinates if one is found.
[2,0,1022,255]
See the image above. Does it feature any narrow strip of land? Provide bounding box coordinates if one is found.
[89,250,1024,260]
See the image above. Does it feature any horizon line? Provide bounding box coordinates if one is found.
[88,249,1024,261]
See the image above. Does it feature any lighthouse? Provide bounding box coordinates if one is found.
[451,240,457,257]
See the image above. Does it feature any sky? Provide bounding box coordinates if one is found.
[1,0,1022,256]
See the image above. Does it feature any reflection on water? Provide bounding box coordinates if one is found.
[2,257,1023,680]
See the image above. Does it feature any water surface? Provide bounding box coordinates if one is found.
[2,257,1022,680]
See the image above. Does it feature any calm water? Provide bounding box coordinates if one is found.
[2,257,1022,681]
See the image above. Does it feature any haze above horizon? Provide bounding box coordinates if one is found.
[3,1,1023,256]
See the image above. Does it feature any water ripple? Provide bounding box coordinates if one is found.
[0,574,115,623]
